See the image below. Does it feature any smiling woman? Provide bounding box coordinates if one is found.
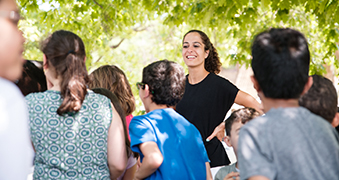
[0,0,34,179]
[176,29,263,169]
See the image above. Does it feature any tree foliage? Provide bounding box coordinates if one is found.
[18,0,339,113]
[19,0,339,72]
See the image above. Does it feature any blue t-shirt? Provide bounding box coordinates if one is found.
[129,108,209,180]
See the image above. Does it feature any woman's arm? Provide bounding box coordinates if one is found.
[234,90,263,114]
[107,104,128,179]
[133,141,163,180]
[207,90,263,142]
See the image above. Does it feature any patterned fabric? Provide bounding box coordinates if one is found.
[26,90,112,180]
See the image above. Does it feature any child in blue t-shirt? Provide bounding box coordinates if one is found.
[129,60,212,180]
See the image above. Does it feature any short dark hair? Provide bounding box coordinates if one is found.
[16,60,47,96]
[142,60,185,107]
[299,75,337,123]
[225,108,260,136]
[251,28,310,99]
[183,30,222,74]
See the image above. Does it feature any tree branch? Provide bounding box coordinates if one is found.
[93,0,103,9]
[110,38,125,49]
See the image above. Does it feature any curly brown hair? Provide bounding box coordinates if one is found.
[142,60,186,107]
[88,65,136,115]
[225,107,260,136]
[183,30,222,74]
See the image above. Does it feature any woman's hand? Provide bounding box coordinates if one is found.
[206,121,225,142]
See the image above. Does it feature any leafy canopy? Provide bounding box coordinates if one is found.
[19,0,339,113]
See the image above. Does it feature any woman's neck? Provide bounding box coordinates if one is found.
[46,74,62,91]
[187,68,209,85]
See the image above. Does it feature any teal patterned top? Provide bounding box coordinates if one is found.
[26,90,112,180]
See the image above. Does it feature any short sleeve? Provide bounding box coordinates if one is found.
[129,116,157,154]
[222,78,239,104]
[238,126,276,180]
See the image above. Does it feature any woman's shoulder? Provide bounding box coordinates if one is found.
[85,90,112,106]
[25,90,58,99]
[207,73,237,88]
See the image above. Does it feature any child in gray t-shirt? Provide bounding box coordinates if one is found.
[238,28,339,180]
[215,108,260,180]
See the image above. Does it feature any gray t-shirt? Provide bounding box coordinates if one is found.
[214,163,237,180]
[238,107,339,180]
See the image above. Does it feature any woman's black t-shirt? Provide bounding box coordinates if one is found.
[176,73,239,167]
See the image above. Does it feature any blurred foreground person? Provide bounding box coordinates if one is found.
[0,0,34,179]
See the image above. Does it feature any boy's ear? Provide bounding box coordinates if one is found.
[332,113,339,128]
[250,75,261,92]
[301,76,313,96]
[143,84,151,98]
[224,136,232,147]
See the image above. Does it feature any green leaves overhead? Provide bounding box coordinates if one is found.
[152,0,339,69]
[18,0,339,114]
[19,0,339,73]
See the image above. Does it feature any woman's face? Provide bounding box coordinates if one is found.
[182,32,209,70]
[0,0,24,81]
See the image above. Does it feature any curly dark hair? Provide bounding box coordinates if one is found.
[142,60,186,107]
[225,107,260,136]
[183,30,222,74]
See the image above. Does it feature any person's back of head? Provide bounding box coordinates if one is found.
[299,75,339,126]
[225,107,261,137]
[142,59,186,107]
[251,28,310,99]
[89,65,135,115]
[16,60,47,96]
[41,30,89,115]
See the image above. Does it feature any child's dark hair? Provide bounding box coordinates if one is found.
[16,60,47,96]
[225,107,260,136]
[142,60,185,107]
[41,30,89,115]
[183,30,222,74]
[251,28,310,99]
[92,88,139,158]
[299,75,337,123]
